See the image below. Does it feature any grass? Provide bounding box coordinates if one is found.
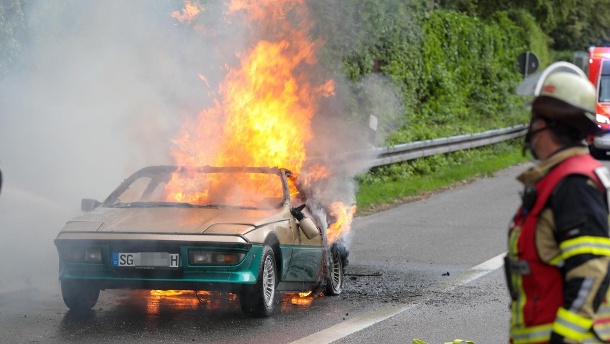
[355,144,529,215]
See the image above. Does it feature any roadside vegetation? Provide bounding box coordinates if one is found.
[307,0,610,212]
[355,140,530,215]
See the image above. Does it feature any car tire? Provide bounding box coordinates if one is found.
[61,280,100,311]
[240,245,277,317]
[325,244,344,296]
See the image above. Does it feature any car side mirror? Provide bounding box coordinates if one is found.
[291,204,321,240]
[81,198,101,211]
[298,217,321,240]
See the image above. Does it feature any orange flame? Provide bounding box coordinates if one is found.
[150,290,187,297]
[144,290,238,313]
[166,0,331,205]
[166,1,353,243]
[297,163,330,187]
[145,290,200,313]
[171,0,202,23]
[327,202,357,243]
[212,39,315,170]
[283,291,315,307]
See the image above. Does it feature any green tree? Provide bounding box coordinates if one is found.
[436,0,575,38]
[551,0,610,50]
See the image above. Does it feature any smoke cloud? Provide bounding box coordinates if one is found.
[0,0,206,291]
[0,0,405,291]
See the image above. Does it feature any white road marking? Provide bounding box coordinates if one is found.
[289,252,507,344]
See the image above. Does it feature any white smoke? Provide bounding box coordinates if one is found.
[0,0,217,291]
[0,0,405,292]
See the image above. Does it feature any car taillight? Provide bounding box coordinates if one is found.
[61,249,84,262]
[61,247,102,263]
[188,250,245,266]
[84,247,102,263]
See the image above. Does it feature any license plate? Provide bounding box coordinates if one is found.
[112,252,179,268]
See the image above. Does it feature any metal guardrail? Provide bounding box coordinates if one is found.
[330,124,528,169]
[371,124,528,167]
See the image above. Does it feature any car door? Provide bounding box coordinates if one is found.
[282,209,324,282]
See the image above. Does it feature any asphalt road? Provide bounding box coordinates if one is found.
[1,160,590,344]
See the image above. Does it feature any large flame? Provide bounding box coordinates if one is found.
[169,0,327,170]
[165,0,351,243]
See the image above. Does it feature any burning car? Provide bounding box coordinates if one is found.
[54,165,346,317]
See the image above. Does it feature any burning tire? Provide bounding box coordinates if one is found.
[240,245,278,317]
[61,280,100,311]
[325,244,345,296]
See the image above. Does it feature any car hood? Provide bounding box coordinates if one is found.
[60,206,289,235]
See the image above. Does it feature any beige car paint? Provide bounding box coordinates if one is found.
[57,204,320,246]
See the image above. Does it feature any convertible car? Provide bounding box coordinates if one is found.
[54,166,345,317]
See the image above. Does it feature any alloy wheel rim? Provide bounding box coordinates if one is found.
[331,249,342,290]
[262,254,275,308]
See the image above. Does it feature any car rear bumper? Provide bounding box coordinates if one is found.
[56,240,263,292]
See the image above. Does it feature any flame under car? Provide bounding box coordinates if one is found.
[54,166,345,317]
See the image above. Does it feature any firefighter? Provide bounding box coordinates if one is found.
[507,61,610,343]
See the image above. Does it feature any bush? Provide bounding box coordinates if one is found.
[311,5,537,182]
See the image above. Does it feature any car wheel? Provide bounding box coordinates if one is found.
[325,244,344,296]
[240,245,277,317]
[61,280,100,311]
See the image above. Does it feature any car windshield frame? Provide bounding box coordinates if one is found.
[102,166,291,210]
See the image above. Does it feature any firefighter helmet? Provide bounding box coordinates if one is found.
[517,61,602,136]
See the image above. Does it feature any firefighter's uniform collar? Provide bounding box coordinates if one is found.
[517,146,589,186]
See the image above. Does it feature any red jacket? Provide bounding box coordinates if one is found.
[508,151,610,343]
